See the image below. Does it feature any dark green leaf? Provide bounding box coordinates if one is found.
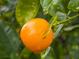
[0,20,21,59]
[20,48,31,59]
[52,40,64,59]
[62,29,79,59]
[29,53,41,59]
[0,0,8,6]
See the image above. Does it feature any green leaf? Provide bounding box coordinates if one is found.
[62,29,79,59]
[68,0,79,12]
[49,0,65,16]
[54,24,63,38]
[16,0,39,26]
[51,39,65,59]
[60,0,70,13]
[56,11,66,20]
[40,0,65,16]
[10,53,20,59]
[40,0,52,14]
[29,53,41,59]
[0,20,21,59]
[64,25,79,31]
[0,0,8,6]
[20,48,31,59]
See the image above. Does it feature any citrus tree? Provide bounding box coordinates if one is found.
[0,0,79,59]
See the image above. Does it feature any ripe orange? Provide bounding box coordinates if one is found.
[20,18,54,53]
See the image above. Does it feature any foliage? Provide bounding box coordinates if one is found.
[0,0,79,59]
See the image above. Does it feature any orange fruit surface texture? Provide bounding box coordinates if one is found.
[20,18,54,53]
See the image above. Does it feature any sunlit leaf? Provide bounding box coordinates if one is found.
[40,0,65,16]
[56,11,66,20]
[68,0,79,12]
[16,0,39,26]
[64,25,79,31]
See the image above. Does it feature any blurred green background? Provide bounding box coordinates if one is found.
[0,0,79,59]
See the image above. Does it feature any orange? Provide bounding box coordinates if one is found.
[20,18,54,53]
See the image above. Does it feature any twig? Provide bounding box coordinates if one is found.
[53,14,79,26]
[41,47,51,59]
